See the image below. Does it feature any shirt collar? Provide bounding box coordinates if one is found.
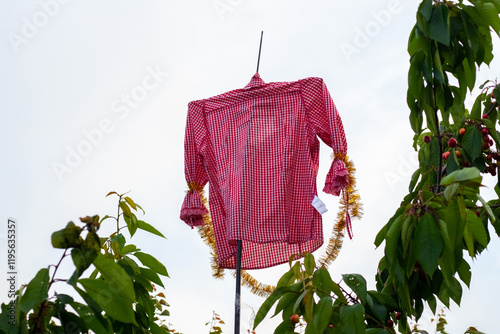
[244,72,266,89]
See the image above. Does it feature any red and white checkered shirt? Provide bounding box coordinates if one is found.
[180,73,349,270]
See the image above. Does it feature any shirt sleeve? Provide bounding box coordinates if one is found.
[303,77,349,196]
[180,102,209,228]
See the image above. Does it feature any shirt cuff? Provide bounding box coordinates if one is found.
[180,190,209,228]
[323,158,349,196]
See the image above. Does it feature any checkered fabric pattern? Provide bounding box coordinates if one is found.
[180,73,349,270]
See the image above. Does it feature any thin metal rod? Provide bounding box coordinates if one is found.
[235,240,242,334]
[256,31,264,73]
[235,31,263,334]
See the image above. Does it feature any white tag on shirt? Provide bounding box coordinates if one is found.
[312,195,328,214]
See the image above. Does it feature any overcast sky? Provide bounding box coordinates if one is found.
[1,1,500,333]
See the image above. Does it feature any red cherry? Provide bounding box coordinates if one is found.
[395,312,402,320]
[481,128,488,136]
[424,135,431,144]
[329,324,335,329]
[290,314,300,324]
[487,155,492,161]
[448,138,457,147]
[463,161,471,167]
[482,114,489,119]
[492,152,499,159]
[387,320,394,327]
[459,128,466,136]
[442,151,450,160]
[490,139,494,146]
[475,210,480,217]
[483,142,490,150]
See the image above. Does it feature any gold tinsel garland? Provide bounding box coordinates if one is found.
[190,155,363,297]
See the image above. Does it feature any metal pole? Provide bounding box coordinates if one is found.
[256,31,264,73]
[235,240,242,334]
[235,31,263,334]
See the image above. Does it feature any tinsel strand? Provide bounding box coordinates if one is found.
[187,155,363,297]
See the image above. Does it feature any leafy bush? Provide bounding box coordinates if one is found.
[0,191,172,334]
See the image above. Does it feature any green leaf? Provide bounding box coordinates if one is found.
[274,287,302,317]
[461,126,483,162]
[150,322,169,334]
[110,233,126,255]
[124,196,137,210]
[409,106,424,136]
[0,302,20,333]
[401,216,415,256]
[477,194,495,222]
[120,201,132,217]
[20,268,49,313]
[293,289,309,314]
[446,149,460,175]
[121,244,138,254]
[51,222,82,249]
[464,210,489,256]
[414,213,443,276]
[433,49,446,84]
[70,302,112,334]
[277,263,298,288]
[462,11,481,53]
[125,213,138,237]
[366,329,390,334]
[470,94,484,119]
[99,214,111,224]
[313,268,347,304]
[445,276,463,305]
[366,295,389,326]
[133,252,169,277]
[303,288,315,323]
[340,303,366,334]
[441,167,482,186]
[55,294,74,304]
[78,278,135,324]
[137,220,166,238]
[457,259,472,287]
[139,267,165,288]
[409,168,421,193]
[438,218,454,255]
[384,214,404,268]
[444,183,459,201]
[253,285,300,329]
[304,253,316,276]
[429,4,450,45]
[313,296,333,332]
[461,58,477,93]
[418,0,433,20]
[71,247,98,279]
[88,253,136,302]
[342,274,367,303]
[464,6,489,28]
[476,2,500,34]
[374,221,389,248]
